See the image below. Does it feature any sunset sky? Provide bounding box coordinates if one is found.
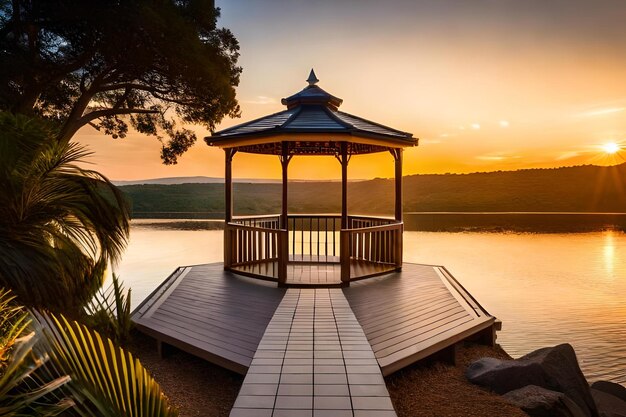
[77,0,626,180]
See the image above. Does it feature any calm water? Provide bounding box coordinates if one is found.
[114,220,626,383]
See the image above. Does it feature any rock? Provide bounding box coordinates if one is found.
[503,385,588,417]
[592,381,626,403]
[591,388,626,417]
[466,343,598,417]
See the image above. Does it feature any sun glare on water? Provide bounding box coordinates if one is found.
[602,142,620,155]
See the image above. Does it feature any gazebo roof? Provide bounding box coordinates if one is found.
[207,70,417,155]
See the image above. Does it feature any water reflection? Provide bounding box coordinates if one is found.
[604,231,615,275]
[117,221,626,384]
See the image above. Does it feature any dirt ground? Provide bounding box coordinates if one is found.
[131,332,525,417]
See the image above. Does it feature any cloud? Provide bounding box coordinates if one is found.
[471,123,481,130]
[476,152,521,161]
[499,120,510,128]
[578,107,625,117]
[556,151,581,161]
[243,96,276,105]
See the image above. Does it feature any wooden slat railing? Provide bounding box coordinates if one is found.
[224,223,288,283]
[232,214,281,229]
[340,222,403,283]
[288,214,341,263]
[348,215,398,229]
[224,214,402,285]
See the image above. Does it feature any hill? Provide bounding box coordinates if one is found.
[119,164,626,217]
[112,176,281,186]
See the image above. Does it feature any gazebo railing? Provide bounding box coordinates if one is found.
[225,214,402,284]
[348,215,398,229]
[231,214,281,229]
[340,221,403,282]
[224,222,288,280]
[288,214,341,263]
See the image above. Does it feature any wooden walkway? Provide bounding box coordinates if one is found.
[231,288,396,417]
[132,263,285,374]
[344,263,496,375]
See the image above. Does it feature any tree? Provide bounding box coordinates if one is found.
[0,0,240,164]
[0,112,130,316]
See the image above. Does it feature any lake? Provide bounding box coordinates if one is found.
[114,219,626,384]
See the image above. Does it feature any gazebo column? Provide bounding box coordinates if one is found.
[224,148,236,270]
[339,142,350,285]
[280,142,292,229]
[340,142,349,229]
[278,142,292,286]
[224,148,236,223]
[391,148,404,270]
[393,148,403,222]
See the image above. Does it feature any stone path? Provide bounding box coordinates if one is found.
[230,288,397,417]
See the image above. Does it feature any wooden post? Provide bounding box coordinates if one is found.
[277,230,288,286]
[394,148,403,222]
[224,148,235,223]
[340,230,350,285]
[224,149,236,270]
[395,223,403,270]
[341,142,348,229]
[280,142,291,229]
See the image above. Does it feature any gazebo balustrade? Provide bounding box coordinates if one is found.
[209,70,417,286]
[224,213,403,284]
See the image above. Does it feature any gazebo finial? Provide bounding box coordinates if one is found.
[306,68,319,86]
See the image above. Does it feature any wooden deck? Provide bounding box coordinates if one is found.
[344,263,496,375]
[131,263,285,374]
[132,262,497,379]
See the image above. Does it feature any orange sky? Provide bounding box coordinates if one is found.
[76,0,626,181]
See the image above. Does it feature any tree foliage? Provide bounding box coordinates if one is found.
[0,0,241,164]
[0,112,130,316]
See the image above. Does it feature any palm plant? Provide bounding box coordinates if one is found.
[84,273,133,345]
[0,112,130,316]
[0,288,30,366]
[0,288,178,417]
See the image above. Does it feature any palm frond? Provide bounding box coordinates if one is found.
[0,333,73,416]
[0,112,130,315]
[85,274,133,345]
[0,289,30,364]
[36,312,178,417]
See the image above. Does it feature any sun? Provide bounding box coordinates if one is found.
[602,142,620,155]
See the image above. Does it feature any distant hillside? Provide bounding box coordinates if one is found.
[119,164,626,217]
[112,176,281,186]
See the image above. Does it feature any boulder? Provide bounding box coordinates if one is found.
[591,388,626,417]
[466,343,598,417]
[503,385,588,417]
[592,381,626,403]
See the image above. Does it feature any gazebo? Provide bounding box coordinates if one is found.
[208,70,418,286]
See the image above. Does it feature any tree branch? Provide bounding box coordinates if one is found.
[97,82,166,95]
[78,108,159,126]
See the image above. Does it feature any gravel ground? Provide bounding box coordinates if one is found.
[131,333,524,417]
[386,343,528,417]
[129,331,243,417]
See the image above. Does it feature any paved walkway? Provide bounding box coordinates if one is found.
[230,288,396,417]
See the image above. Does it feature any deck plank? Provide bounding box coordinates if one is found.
[344,262,495,375]
[132,263,286,374]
